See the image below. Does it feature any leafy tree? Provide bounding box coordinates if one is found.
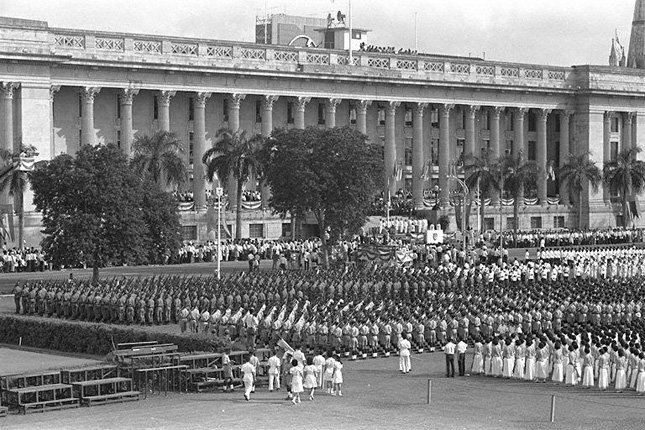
[0,145,36,246]
[31,144,180,282]
[263,126,383,267]
[202,128,264,239]
[559,152,602,229]
[140,178,183,264]
[464,149,500,233]
[498,150,538,246]
[131,131,187,189]
[602,146,645,227]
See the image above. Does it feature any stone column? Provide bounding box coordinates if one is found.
[294,96,310,130]
[120,88,139,156]
[624,111,635,151]
[1,82,19,153]
[260,95,279,208]
[465,105,480,158]
[80,87,100,145]
[603,111,612,203]
[536,108,551,204]
[157,90,175,132]
[384,101,400,196]
[489,106,504,158]
[515,107,528,156]
[412,102,428,208]
[356,100,372,134]
[439,104,454,205]
[227,94,246,212]
[325,98,341,128]
[193,92,211,211]
[49,85,60,158]
[559,110,573,204]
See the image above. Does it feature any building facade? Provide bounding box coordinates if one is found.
[0,14,644,246]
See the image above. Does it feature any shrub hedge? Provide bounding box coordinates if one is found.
[0,315,228,356]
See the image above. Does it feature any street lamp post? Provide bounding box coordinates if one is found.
[215,186,223,280]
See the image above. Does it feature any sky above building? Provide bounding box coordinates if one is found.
[0,0,636,66]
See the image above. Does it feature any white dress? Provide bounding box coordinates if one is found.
[303,365,318,389]
[323,357,336,383]
[290,365,304,393]
[332,361,343,384]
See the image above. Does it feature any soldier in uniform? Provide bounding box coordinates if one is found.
[12,282,22,314]
[126,293,136,324]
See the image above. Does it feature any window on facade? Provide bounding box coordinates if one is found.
[508,111,514,131]
[318,103,326,125]
[153,96,159,120]
[188,97,194,121]
[378,136,385,161]
[404,106,413,127]
[431,139,439,164]
[483,111,490,130]
[505,140,514,155]
[189,132,194,165]
[610,141,619,161]
[483,217,495,231]
[430,109,439,129]
[528,112,536,132]
[506,217,516,230]
[255,99,262,123]
[616,215,624,227]
[116,94,121,119]
[611,117,619,133]
[378,106,385,126]
[117,130,121,149]
[457,109,466,130]
[530,216,542,229]
[528,141,536,161]
[349,106,357,125]
[78,93,82,118]
[287,102,294,124]
[456,139,465,165]
[554,114,561,132]
[405,137,413,166]
[181,226,197,241]
[223,98,229,123]
[78,129,82,145]
[249,223,264,238]
[282,223,292,238]
[553,216,565,229]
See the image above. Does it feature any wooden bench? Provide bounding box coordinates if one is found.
[61,364,118,384]
[117,341,159,350]
[136,365,187,399]
[5,383,79,414]
[179,353,222,370]
[1,370,61,391]
[185,367,224,392]
[72,377,139,407]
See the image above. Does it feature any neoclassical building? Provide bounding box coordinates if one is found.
[1,8,645,245]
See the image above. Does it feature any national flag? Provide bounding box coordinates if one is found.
[277,337,294,354]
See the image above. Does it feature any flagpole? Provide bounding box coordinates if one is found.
[348,0,353,65]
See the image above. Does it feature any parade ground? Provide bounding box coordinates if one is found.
[1,344,645,430]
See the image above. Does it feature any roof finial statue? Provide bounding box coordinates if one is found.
[627,0,645,68]
[609,38,618,67]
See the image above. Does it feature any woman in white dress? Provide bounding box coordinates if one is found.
[502,338,515,379]
[565,344,579,386]
[524,338,536,382]
[536,342,548,383]
[289,359,304,404]
[614,349,628,393]
[513,339,525,380]
[581,347,595,388]
[635,352,645,395]
[491,338,503,377]
[597,347,610,391]
[551,342,564,384]
[323,354,336,394]
[303,357,318,400]
[471,337,484,375]
[332,355,344,396]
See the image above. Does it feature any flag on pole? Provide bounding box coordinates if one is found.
[277,337,294,354]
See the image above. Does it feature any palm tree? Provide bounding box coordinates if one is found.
[0,145,37,247]
[131,131,187,189]
[602,146,645,227]
[559,152,602,229]
[464,148,500,233]
[498,150,538,247]
[202,128,265,239]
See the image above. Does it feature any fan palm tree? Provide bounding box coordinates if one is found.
[602,146,645,227]
[0,145,37,247]
[131,131,187,189]
[498,150,538,247]
[202,128,265,239]
[464,148,500,233]
[559,152,602,229]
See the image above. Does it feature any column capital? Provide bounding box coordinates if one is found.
[120,88,139,104]
[158,90,176,106]
[386,101,401,115]
[560,109,575,119]
[603,110,614,121]
[326,98,342,112]
[194,92,212,108]
[413,102,428,116]
[262,95,279,111]
[356,99,372,114]
[1,82,20,98]
[439,103,454,117]
[49,85,61,99]
[294,96,311,112]
[537,108,552,121]
[515,107,529,118]
[80,86,101,103]
[227,93,246,109]
[465,105,480,118]
[489,106,505,118]
[624,111,636,123]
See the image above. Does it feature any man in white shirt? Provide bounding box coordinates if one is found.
[241,356,256,401]
[267,350,281,391]
[444,338,456,377]
[457,338,468,376]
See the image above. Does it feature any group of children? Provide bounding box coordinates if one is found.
[236,347,345,404]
